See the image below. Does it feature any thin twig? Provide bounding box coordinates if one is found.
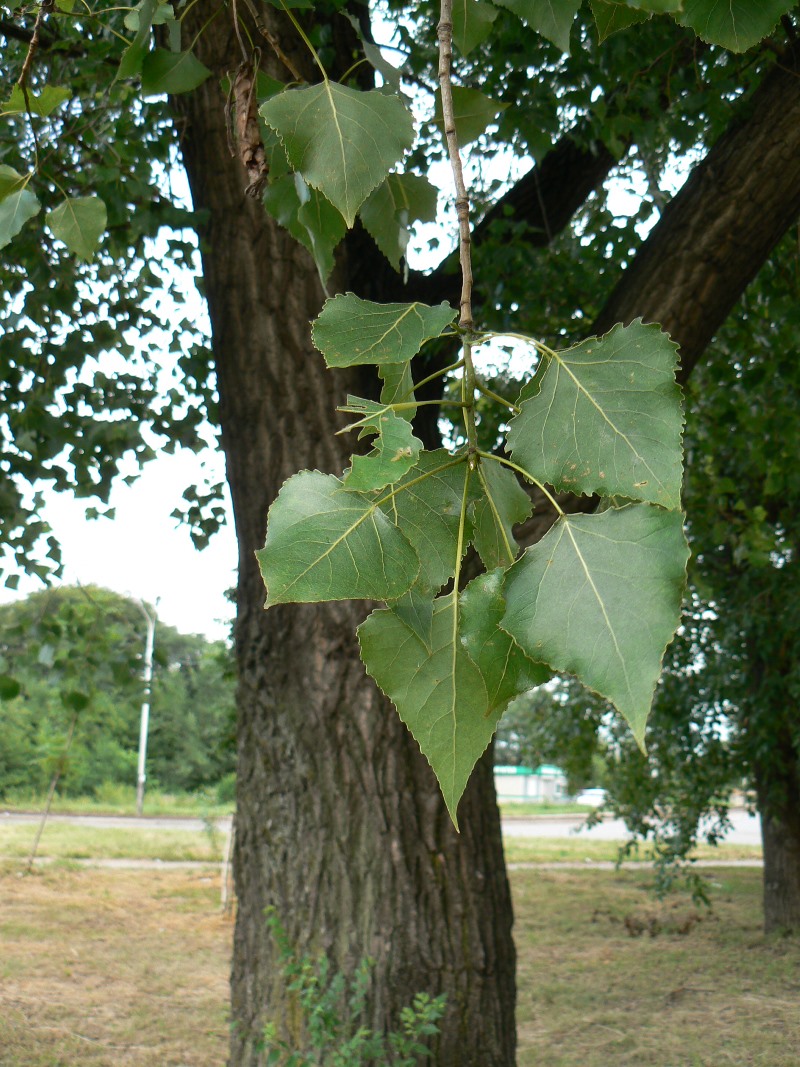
[15,0,55,168]
[16,0,55,89]
[25,712,78,874]
[437,0,473,331]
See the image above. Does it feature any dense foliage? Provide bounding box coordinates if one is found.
[0,586,235,798]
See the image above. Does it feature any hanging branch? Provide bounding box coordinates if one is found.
[437,0,478,461]
[437,0,473,332]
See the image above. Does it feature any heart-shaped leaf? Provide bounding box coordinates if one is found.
[0,186,41,249]
[257,470,419,605]
[491,0,582,53]
[312,294,456,368]
[507,320,683,509]
[141,48,211,95]
[675,0,793,51]
[47,196,107,261]
[359,594,493,827]
[460,569,550,711]
[260,83,414,226]
[501,503,689,745]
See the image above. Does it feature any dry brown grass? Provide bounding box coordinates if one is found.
[0,864,230,1066]
[1,862,797,1066]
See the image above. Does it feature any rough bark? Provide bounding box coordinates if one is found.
[757,759,800,935]
[171,10,516,1066]
[589,46,800,384]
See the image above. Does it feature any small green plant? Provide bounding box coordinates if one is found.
[262,909,445,1067]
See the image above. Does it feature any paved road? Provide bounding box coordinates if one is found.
[1,808,763,845]
[502,808,762,846]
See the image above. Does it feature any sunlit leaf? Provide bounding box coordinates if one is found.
[460,569,550,711]
[123,0,173,31]
[1,84,71,117]
[358,594,493,827]
[453,0,499,55]
[506,320,683,509]
[141,49,212,95]
[47,196,107,261]
[312,294,456,368]
[260,83,414,226]
[491,0,582,52]
[676,0,792,51]
[0,187,41,249]
[0,164,28,200]
[340,397,423,491]
[257,470,419,605]
[501,504,689,744]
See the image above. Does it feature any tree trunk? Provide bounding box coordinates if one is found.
[759,789,800,935]
[171,9,516,1065]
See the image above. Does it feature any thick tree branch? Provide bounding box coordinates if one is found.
[513,49,800,548]
[590,49,800,383]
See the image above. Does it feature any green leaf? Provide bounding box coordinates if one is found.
[339,397,423,491]
[260,83,414,227]
[359,173,438,271]
[471,459,532,570]
[390,587,434,649]
[262,172,346,284]
[453,0,500,55]
[117,0,159,79]
[312,294,456,369]
[341,11,406,95]
[141,48,212,95]
[123,1,173,31]
[460,570,550,712]
[358,595,493,826]
[1,84,71,117]
[47,196,107,261]
[61,689,91,712]
[379,362,416,422]
[675,0,792,50]
[433,86,509,146]
[0,164,28,201]
[257,470,419,605]
[0,187,41,249]
[385,451,471,593]
[500,504,689,745]
[506,320,683,509]
[0,675,21,700]
[590,0,651,39]
[491,0,582,52]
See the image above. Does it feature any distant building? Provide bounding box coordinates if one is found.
[494,763,567,803]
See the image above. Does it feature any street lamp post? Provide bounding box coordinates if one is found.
[135,599,158,816]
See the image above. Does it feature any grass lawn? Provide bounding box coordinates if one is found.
[1,860,797,1066]
[503,836,763,865]
[0,822,226,863]
[0,788,234,819]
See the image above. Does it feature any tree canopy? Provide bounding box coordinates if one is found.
[2,0,800,1060]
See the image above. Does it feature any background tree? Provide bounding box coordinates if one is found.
[0,585,235,798]
[2,2,800,1064]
